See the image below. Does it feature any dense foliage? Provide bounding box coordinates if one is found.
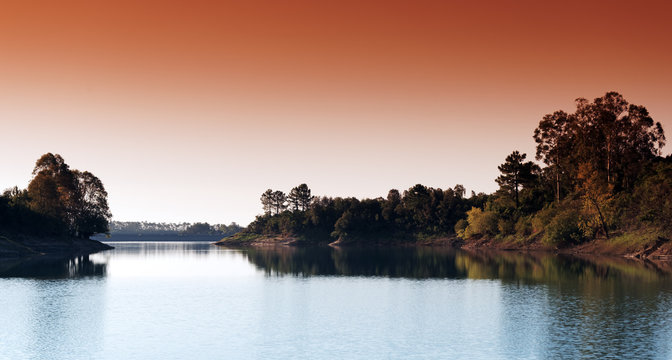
[0,153,112,239]
[242,92,670,247]
[246,183,480,245]
[462,92,669,246]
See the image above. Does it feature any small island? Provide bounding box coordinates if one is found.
[216,92,672,259]
[0,153,113,257]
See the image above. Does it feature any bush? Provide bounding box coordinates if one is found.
[531,205,557,233]
[514,216,532,237]
[464,207,499,238]
[542,210,583,247]
[454,219,468,238]
[497,219,515,235]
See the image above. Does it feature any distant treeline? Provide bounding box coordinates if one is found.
[109,221,243,237]
[247,183,482,245]
[241,92,672,246]
[0,153,111,239]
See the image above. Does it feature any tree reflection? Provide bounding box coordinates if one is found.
[241,246,672,284]
[0,254,106,278]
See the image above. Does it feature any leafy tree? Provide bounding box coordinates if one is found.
[534,110,576,202]
[575,93,665,190]
[72,170,112,238]
[576,163,611,238]
[6,153,112,238]
[495,151,539,208]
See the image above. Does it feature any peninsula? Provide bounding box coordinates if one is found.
[216,92,672,259]
[0,153,113,257]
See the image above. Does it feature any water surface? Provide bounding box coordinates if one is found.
[2,242,672,359]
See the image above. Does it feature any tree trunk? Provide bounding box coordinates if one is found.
[555,167,560,203]
[591,197,610,239]
[607,139,611,185]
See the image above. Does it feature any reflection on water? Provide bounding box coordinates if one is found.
[0,254,106,278]
[2,242,672,359]
[242,246,672,283]
[239,246,672,358]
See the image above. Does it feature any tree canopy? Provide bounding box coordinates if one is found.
[1,153,112,239]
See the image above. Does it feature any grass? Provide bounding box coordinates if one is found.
[607,228,662,250]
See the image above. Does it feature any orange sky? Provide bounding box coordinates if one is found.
[1,0,671,224]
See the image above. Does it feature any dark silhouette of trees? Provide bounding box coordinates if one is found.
[247,184,472,245]
[260,189,287,215]
[496,151,539,208]
[287,184,313,211]
[271,191,286,215]
[261,189,273,214]
[534,110,576,202]
[72,170,112,238]
[535,92,665,200]
[574,92,665,191]
[240,91,668,248]
[1,153,111,239]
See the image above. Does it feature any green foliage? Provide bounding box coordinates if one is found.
[496,151,540,207]
[464,207,499,238]
[542,210,583,247]
[531,205,557,234]
[633,162,672,230]
[514,216,532,237]
[497,219,515,236]
[454,219,468,238]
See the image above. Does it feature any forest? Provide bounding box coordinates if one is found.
[231,92,672,248]
[0,153,112,240]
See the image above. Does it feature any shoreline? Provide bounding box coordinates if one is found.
[214,232,672,261]
[0,233,113,258]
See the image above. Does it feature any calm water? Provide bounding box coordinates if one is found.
[2,242,672,359]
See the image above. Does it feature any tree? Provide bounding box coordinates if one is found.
[574,92,665,191]
[577,162,611,239]
[183,222,213,235]
[72,170,112,238]
[260,189,274,214]
[403,184,431,230]
[26,153,111,238]
[453,184,466,199]
[287,184,313,211]
[534,110,577,202]
[495,151,539,208]
[271,191,287,215]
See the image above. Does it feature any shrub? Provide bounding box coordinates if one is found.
[464,207,499,238]
[497,219,515,235]
[531,205,557,233]
[514,216,532,237]
[454,219,468,238]
[542,210,583,247]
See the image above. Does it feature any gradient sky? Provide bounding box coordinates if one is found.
[1,0,671,225]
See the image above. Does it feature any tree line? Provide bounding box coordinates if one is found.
[247,182,481,245]
[243,92,671,246]
[108,221,243,236]
[0,153,112,239]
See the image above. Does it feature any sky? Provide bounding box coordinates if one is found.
[1,0,671,225]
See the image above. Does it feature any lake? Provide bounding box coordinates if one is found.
[2,242,672,359]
